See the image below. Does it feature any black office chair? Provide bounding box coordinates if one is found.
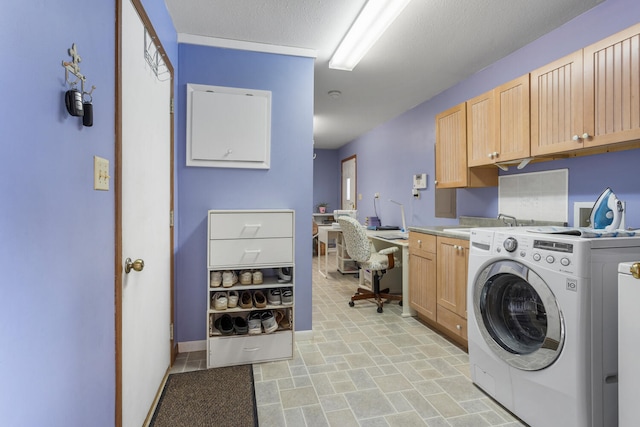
[337,216,402,313]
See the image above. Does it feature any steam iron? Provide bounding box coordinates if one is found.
[589,187,624,231]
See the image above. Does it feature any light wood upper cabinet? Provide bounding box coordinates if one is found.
[467,75,530,166]
[530,50,584,156]
[435,103,468,188]
[495,75,530,162]
[583,22,640,148]
[466,90,496,167]
[436,103,498,188]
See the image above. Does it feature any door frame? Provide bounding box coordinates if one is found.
[341,155,357,210]
[115,1,175,425]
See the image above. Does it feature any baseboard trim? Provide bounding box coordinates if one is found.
[177,340,206,353]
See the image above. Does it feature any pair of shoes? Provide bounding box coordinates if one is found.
[248,312,262,335]
[212,292,228,310]
[281,287,293,305]
[212,291,239,309]
[274,309,291,329]
[261,310,278,334]
[253,290,267,308]
[222,270,238,287]
[210,271,222,287]
[215,314,234,335]
[240,290,253,309]
[267,288,282,305]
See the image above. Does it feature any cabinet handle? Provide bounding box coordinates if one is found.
[434,180,438,185]
[572,134,581,141]
[417,239,422,248]
[487,153,493,159]
[456,324,462,330]
[493,151,499,158]
[582,133,591,140]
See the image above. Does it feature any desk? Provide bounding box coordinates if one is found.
[317,226,415,318]
[366,231,414,318]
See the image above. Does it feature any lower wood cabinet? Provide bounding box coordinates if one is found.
[408,233,437,321]
[409,231,469,348]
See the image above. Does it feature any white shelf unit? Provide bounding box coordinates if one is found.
[207,209,294,368]
[336,232,358,274]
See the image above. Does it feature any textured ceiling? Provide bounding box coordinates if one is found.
[165,0,604,149]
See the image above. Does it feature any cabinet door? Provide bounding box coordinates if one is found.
[435,103,468,188]
[584,23,640,147]
[466,90,496,167]
[496,74,530,162]
[409,251,437,321]
[530,50,584,156]
[436,237,468,318]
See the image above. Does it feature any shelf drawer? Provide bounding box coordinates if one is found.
[209,238,293,268]
[409,232,436,257]
[209,211,293,240]
[436,305,467,340]
[208,331,293,368]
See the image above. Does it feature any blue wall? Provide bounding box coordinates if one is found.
[313,149,340,213]
[175,44,315,342]
[0,1,116,425]
[0,1,177,425]
[339,0,640,229]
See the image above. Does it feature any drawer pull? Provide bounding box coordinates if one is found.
[244,224,262,228]
[456,324,461,330]
[244,249,262,254]
[242,347,260,352]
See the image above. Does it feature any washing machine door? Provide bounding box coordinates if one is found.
[472,260,564,371]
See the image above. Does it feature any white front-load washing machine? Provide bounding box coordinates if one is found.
[467,227,640,427]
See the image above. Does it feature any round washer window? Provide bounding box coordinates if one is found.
[472,260,564,371]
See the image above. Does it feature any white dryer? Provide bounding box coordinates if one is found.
[467,227,640,427]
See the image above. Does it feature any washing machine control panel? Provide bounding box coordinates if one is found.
[491,231,576,274]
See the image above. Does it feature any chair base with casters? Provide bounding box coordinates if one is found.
[348,269,403,313]
[337,216,403,313]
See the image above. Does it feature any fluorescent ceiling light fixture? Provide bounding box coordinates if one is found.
[329,0,412,71]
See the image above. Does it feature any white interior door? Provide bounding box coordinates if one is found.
[120,0,172,425]
[341,155,356,210]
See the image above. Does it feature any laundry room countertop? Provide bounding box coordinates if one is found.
[408,216,568,240]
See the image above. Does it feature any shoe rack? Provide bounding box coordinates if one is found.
[206,210,295,369]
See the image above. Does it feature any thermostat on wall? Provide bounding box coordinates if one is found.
[413,173,427,189]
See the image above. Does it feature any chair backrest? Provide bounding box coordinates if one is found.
[337,217,371,262]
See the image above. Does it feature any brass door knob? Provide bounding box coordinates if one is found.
[125,258,145,274]
[631,262,640,279]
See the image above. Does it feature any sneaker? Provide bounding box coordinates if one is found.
[261,310,278,334]
[239,270,252,285]
[213,292,228,310]
[214,314,234,335]
[239,291,253,309]
[252,270,263,284]
[281,288,293,306]
[234,316,248,335]
[227,290,239,308]
[253,290,267,308]
[210,271,222,287]
[222,270,237,287]
[267,288,282,305]
[248,312,263,335]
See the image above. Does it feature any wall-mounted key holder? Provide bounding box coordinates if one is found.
[62,43,96,126]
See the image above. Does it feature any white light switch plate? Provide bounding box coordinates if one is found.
[94,156,110,191]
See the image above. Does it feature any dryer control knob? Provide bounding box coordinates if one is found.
[533,253,541,261]
[561,257,570,266]
[503,237,518,252]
